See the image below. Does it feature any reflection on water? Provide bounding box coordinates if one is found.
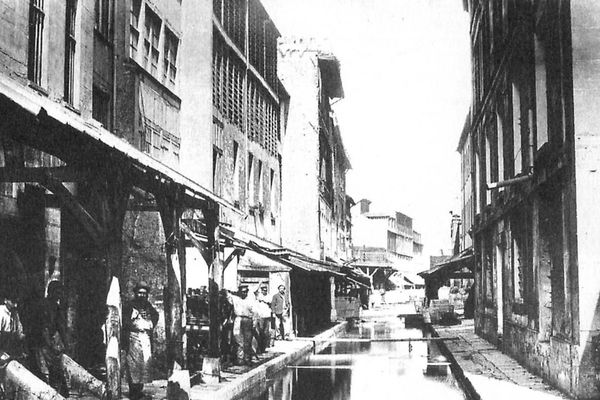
[247,316,466,400]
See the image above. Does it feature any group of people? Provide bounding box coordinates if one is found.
[220,283,290,366]
[0,280,159,400]
[0,279,291,398]
[0,281,70,397]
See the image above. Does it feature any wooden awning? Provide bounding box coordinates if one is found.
[418,247,474,281]
[0,75,238,213]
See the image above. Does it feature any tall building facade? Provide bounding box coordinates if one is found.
[278,38,352,263]
[464,1,600,397]
[179,0,287,294]
[0,0,230,383]
[278,38,354,328]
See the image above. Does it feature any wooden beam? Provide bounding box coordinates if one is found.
[157,186,186,372]
[0,166,87,182]
[40,176,104,247]
[223,248,243,269]
[0,352,65,399]
[127,204,160,212]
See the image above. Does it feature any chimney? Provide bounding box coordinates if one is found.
[359,199,371,214]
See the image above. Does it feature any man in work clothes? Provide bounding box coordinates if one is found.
[271,285,290,340]
[123,282,159,400]
[219,289,235,366]
[40,280,68,396]
[0,294,25,358]
[229,285,254,366]
[253,285,271,354]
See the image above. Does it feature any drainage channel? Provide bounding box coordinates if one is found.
[244,315,467,400]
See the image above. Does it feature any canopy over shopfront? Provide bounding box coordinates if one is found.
[0,75,238,397]
[418,247,474,282]
[181,223,371,288]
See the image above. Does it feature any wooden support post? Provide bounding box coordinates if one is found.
[206,205,222,357]
[157,186,185,372]
[105,278,121,400]
[88,164,131,400]
[202,204,222,383]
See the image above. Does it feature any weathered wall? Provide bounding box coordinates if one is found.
[278,42,321,259]
[179,0,213,188]
[571,1,600,397]
[0,1,28,82]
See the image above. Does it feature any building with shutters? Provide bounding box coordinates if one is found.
[351,199,425,291]
[278,38,355,328]
[0,0,250,383]
[179,0,289,297]
[463,0,600,397]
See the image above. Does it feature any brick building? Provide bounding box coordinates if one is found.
[463,0,600,397]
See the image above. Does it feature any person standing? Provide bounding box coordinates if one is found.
[253,285,271,354]
[123,282,159,400]
[271,285,289,340]
[0,294,25,358]
[40,281,68,397]
[218,289,235,365]
[228,285,254,366]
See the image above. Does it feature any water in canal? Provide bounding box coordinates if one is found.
[247,314,466,400]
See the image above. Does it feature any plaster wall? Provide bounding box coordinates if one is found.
[278,46,321,259]
[570,1,600,397]
[179,0,213,188]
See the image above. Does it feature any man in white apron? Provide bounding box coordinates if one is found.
[123,282,158,399]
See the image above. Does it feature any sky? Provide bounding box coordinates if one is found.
[262,0,472,258]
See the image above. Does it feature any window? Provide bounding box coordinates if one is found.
[496,111,504,180]
[387,232,397,253]
[232,141,240,205]
[130,0,141,58]
[92,86,111,129]
[484,235,494,301]
[28,0,45,85]
[163,29,178,86]
[534,34,548,150]
[212,119,224,196]
[95,0,112,39]
[143,8,161,76]
[269,168,275,212]
[511,233,523,303]
[512,83,522,174]
[64,0,77,104]
[257,160,263,207]
[213,146,223,196]
[247,152,254,205]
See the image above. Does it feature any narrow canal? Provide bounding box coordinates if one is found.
[246,313,466,400]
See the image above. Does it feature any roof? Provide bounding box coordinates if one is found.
[456,110,471,152]
[333,123,352,170]
[402,272,425,286]
[419,248,474,280]
[0,75,239,213]
[237,251,291,273]
[318,54,344,99]
[182,223,371,288]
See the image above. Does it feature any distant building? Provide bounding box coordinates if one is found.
[463,0,600,397]
[351,199,424,289]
